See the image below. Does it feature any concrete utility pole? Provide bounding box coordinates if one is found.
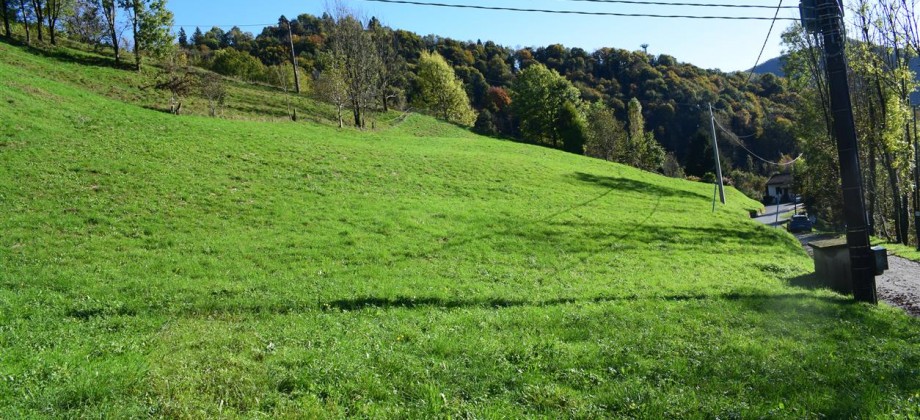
[708,103,726,205]
[286,19,301,94]
[809,0,877,303]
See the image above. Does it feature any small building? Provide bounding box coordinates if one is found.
[765,173,793,203]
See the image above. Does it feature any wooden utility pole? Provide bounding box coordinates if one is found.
[809,0,877,303]
[708,103,726,205]
[286,19,301,94]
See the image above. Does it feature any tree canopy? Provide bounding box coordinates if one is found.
[413,51,476,126]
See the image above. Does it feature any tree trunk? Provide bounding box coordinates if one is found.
[868,139,877,236]
[133,2,141,71]
[45,0,55,45]
[915,109,920,250]
[101,1,119,64]
[881,147,905,243]
[2,0,11,38]
[864,76,880,237]
[111,31,119,64]
[19,0,28,45]
[902,195,911,246]
[111,26,119,64]
[30,0,42,42]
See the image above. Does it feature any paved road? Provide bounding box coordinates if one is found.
[753,202,798,227]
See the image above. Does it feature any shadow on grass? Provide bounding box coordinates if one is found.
[787,273,826,290]
[142,105,179,115]
[358,173,660,274]
[3,37,135,71]
[323,291,849,312]
[573,171,711,201]
[65,290,857,319]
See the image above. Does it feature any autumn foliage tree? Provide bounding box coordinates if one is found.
[413,51,476,126]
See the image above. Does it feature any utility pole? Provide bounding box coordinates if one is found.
[286,18,301,94]
[808,0,877,303]
[709,103,726,205]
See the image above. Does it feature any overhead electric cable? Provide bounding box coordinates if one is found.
[173,23,274,28]
[557,0,796,9]
[713,117,802,166]
[744,0,785,85]
[359,0,799,20]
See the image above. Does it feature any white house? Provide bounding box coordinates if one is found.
[765,173,793,203]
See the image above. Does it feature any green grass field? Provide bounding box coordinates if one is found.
[2,40,919,418]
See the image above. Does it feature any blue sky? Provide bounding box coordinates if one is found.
[168,0,800,72]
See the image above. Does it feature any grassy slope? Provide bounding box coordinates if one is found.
[1,41,919,418]
[0,39,405,127]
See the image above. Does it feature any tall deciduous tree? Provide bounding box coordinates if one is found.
[512,63,582,149]
[584,101,627,162]
[328,6,378,128]
[1,0,11,38]
[28,0,43,42]
[118,0,141,69]
[137,0,173,60]
[371,23,406,112]
[557,100,588,154]
[18,0,30,44]
[315,51,348,128]
[99,0,119,64]
[64,0,104,46]
[626,98,665,172]
[45,0,69,45]
[413,51,476,126]
[116,0,173,70]
[200,72,226,117]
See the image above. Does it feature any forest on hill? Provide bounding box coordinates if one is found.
[179,13,800,194]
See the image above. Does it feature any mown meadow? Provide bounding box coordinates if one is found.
[1,40,919,417]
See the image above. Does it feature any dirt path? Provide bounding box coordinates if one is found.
[794,233,920,317]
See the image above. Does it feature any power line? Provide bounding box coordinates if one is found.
[713,117,802,166]
[359,0,799,20]
[744,0,785,85]
[556,0,797,9]
[173,23,274,28]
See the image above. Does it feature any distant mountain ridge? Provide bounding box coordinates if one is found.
[752,54,920,104]
[748,56,786,77]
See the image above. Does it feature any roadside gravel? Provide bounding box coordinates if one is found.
[795,233,920,317]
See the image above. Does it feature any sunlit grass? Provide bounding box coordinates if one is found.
[1,40,919,418]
